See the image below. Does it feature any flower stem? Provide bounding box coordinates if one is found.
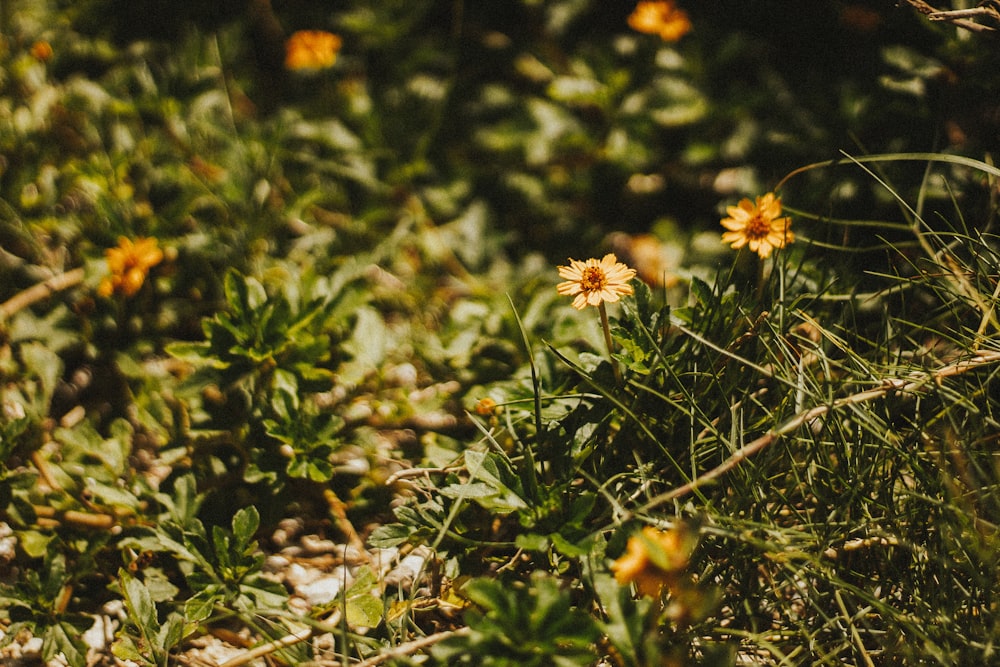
[754,254,766,301]
[599,302,622,385]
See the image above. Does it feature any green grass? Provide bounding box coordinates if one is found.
[1,1,999,665]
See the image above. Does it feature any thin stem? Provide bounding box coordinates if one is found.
[354,628,470,667]
[0,267,86,323]
[753,254,766,301]
[599,301,622,385]
[634,348,1000,515]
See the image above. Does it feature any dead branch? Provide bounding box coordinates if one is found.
[901,0,1000,35]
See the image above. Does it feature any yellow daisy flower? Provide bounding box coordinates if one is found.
[284,30,342,71]
[611,526,692,598]
[557,253,637,310]
[98,236,164,298]
[628,1,692,42]
[720,192,794,259]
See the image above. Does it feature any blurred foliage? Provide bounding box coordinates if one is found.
[0,0,998,665]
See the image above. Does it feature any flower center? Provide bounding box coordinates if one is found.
[580,267,608,292]
[746,214,771,239]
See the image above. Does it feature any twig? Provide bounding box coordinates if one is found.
[353,627,470,667]
[0,267,86,322]
[636,349,1000,514]
[384,465,462,485]
[323,488,367,556]
[31,450,62,492]
[32,505,117,530]
[215,612,340,667]
[901,0,999,35]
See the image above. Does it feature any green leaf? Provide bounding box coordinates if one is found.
[231,506,260,549]
[17,530,53,558]
[514,533,550,552]
[689,275,713,308]
[225,270,267,315]
[439,482,503,500]
[550,533,590,558]
[346,594,383,628]
[158,614,188,654]
[155,473,203,527]
[340,306,390,384]
[140,568,180,603]
[270,368,300,418]
[123,572,159,634]
[287,457,334,482]
[42,622,88,667]
[632,279,652,319]
[110,636,146,664]
[19,342,62,408]
[211,525,233,570]
[367,523,412,548]
[238,575,290,611]
[164,340,224,367]
[83,477,140,511]
[184,588,220,623]
[342,566,383,628]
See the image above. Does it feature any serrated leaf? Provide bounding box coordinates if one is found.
[633,279,653,320]
[42,622,87,667]
[689,275,712,308]
[142,568,180,603]
[110,637,145,663]
[184,589,219,623]
[122,572,159,635]
[158,614,187,652]
[238,575,290,611]
[157,473,202,527]
[367,523,412,548]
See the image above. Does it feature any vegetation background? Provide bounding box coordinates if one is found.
[0,0,998,665]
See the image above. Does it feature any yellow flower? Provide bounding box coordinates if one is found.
[628,1,692,42]
[720,192,794,259]
[99,236,164,298]
[557,253,637,310]
[284,30,342,71]
[611,526,691,598]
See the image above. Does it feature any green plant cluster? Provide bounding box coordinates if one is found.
[0,0,998,665]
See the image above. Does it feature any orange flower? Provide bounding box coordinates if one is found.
[611,526,692,598]
[30,41,53,62]
[99,236,164,298]
[284,30,342,71]
[628,1,692,42]
[720,192,794,259]
[557,254,637,310]
[474,397,499,416]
